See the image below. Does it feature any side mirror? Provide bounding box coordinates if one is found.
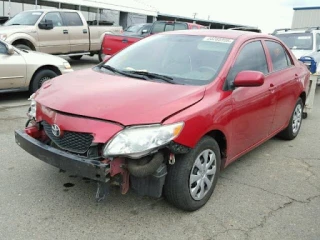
[103,55,112,62]
[38,20,54,30]
[7,45,14,55]
[142,29,148,33]
[234,70,264,87]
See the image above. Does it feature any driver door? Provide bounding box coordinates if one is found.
[37,12,70,54]
[0,42,26,90]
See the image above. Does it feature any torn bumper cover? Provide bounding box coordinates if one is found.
[14,130,110,183]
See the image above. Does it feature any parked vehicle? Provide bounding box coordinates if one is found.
[15,29,309,211]
[272,27,320,83]
[0,16,9,25]
[123,23,153,36]
[101,20,206,58]
[0,40,73,94]
[0,9,122,61]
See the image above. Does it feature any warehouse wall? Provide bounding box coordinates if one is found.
[292,9,320,28]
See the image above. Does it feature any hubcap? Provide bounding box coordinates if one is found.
[189,149,216,201]
[38,76,51,88]
[292,103,302,134]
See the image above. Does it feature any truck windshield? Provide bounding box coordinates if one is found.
[4,11,43,26]
[276,33,313,50]
[103,34,234,85]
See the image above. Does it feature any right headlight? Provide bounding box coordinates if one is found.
[0,34,7,40]
[27,93,37,119]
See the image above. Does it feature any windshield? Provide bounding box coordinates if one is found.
[4,11,43,26]
[103,34,234,85]
[276,33,313,50]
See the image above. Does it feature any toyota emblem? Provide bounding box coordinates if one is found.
[51,124,61,137]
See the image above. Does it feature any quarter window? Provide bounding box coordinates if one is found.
[265,41,292,72]
[227,41,269,83]
[0,42,7,54]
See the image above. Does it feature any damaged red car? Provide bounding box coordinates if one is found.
[15,30,310,211]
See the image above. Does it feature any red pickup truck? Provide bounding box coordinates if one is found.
[100,21,206,60]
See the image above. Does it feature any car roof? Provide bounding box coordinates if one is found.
[22,9,80,13]
[160,29,271,39]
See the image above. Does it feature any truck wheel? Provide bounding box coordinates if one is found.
[278,98,304,140]
[30,69,58,93]
[15,44,32,51]
[69,55,82,60]
[164,136,221,211]
[98,49,106,62]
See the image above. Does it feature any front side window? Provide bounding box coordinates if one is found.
[174,23,188,30]
[102,34,234,85]
[4,11,43,26]
[41,12,64,27]
[316,33,320,51]
[227,41,269,84]
[265,41,292,72]
[151,22,165,34]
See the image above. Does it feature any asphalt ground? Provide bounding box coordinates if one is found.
[0,56,319,240]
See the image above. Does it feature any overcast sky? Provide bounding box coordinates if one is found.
[143,0,320,33]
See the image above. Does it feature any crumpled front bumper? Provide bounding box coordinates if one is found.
[14,129,110,183]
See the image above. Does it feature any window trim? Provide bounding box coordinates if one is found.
[263,39,295,73]
[40,11,65,27]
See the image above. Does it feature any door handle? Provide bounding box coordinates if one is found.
[122,39,128,43]
[294,73,299,80]
[83,29,88,34]
[269,83,277,91]
[63,30,68,34]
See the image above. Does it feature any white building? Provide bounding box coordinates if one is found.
[292,6,320,28]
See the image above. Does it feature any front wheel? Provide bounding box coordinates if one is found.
[14,44,32,51]
[164,136,221,211]
[278,98,304,140]
[30,69,58,93]
[69,55,82,60]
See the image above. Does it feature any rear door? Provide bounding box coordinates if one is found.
[61,12,90,53]
[0,42,26,89]
[37,12,70,54]
[263,40,300,133]
[227,40,277,160]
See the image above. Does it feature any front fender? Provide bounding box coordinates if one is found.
[6,33,38,50]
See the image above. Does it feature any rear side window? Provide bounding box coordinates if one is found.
[164,24,174,31]
[62,12,83,26]
[227,40,269,83]
[265,41,292,72]
[174,23,188,30]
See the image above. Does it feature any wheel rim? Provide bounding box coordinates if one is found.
[292,103,302,134]
[38,76,51,88]
[189,149,216,201]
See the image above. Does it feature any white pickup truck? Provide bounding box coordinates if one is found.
[0,9,123,61]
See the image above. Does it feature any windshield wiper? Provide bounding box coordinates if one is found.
[101,65,148,80]
[123,70,176,84]
[10,24,21,25]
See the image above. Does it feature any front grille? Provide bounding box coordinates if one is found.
[42,121,93,154]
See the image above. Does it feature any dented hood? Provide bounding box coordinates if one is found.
[35,69,205,125]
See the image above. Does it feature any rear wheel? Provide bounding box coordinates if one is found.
[278,98,303,140]
[14,44,32,51]
[69,55,83,60]
[30,69,58,93]
[164,136,221,211]
[98,48,106,62]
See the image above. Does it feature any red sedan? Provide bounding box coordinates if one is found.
[15,29,310,211]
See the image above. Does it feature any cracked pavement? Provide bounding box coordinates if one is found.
[0,57,319,240]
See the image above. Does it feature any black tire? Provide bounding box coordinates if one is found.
[278,98,304,140]
[30,69,58,93]
[14,44,32,51]
[69,55,83,60]
[164,136,221,211]
[98,49,105,62]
